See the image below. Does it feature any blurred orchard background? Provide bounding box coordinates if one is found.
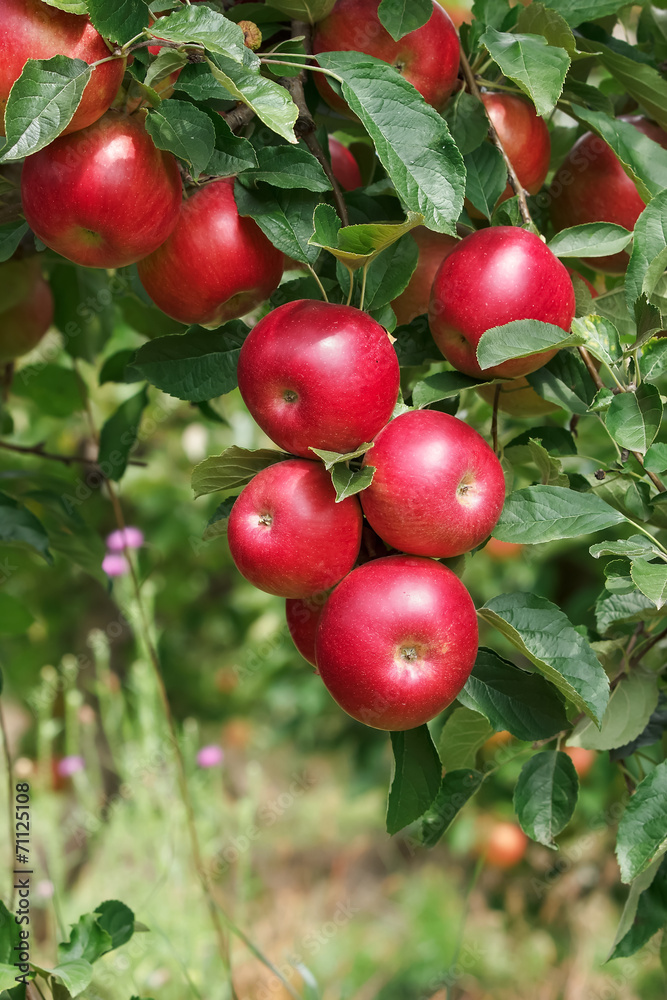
[1,0,666,997]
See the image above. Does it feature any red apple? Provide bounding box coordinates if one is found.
[429,226,576,379]
[237,300,399,458]
[312,0,460,114]
[21,110,182,269]
[0,0,125,137]
[286,596,326,667]
[329,136,362,190]
[227,459,362,598]
[138,177,284,328]
[315,554,478,731]
[484,538,523,560]
[392,227,458,325]
[564,745,596,778]
[550,116,667,273]
[483,821,528,868]
[360,409,505,558]
[0,258,53,364]
[481,92,551,199]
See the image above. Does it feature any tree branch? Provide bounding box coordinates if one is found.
[283,20,350,227]
[458,48,533,228]
[221,102,256,132]
[0,440,147,468]
[579,346,667,492]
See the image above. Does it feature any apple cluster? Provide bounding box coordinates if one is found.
[224,297,515,732]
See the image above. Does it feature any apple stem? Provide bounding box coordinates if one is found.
[359,264,368,311]
[458,48,534,229]
[278,21,350,228]
[306,264,329,302]
[578,345,666,492]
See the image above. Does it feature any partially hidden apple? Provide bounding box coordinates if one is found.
[328,136,362,190]
[138,177,284,328]
[360,409,506,558]
[482,821,528,868]
[312,0,460,114]
[436,0,472,27]
[237,300,400,458]
[550,116,667,272]
[0,258,53,364]
[392,228,458,326]
[481,92,551,200]
[286,596,326,667]
[21,110,182,269]
[316,554,478,731]
[0,0,125,136]
[429,226,576,379]
[227,459,362,598]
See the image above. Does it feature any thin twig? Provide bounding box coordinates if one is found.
[459,47,533,227]
[631,625,667,666]
[0,440,147,468]
[0,701,15,906]
[579,346,667,492]
[221,103,256,132]
[283,20,350,227]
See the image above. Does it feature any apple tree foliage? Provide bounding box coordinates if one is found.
[2,0,667,965]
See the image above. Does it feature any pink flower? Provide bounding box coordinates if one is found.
[102,553,130,577]
[106,527,144,552]
[197,745,224,768]
[57,755,84,777]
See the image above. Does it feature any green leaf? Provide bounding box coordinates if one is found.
[595,587,664,635]
[309,443,374,470]
[547,223,632,259]
[506,425,577,456]
[49,959,93,997]
[145,100,215,178]
[616,760,667,883]
[437,707,493,771]
[0,221,29,263]
[361,233,419,312]
[57,914,113,965]
[605,383,662,454]
[479,592,610,724]
[0,593,34,635]
[631,559,667,609]
[645,444,667,474]
[11,365,87,418]
[412,370,490,408]
[241,145,330,192]
[513,751,578,847]
[130,323,248,401]
[442,92,489,156]
[583,39,667,135]
[480,27,570,117]
[317,52,465,235]
[268,0,334,22]
[570,106,667,201]
[234,183,320,265]
[144,48,188,91]
[0,491,52,564]
[526,350,597,414]
[309,204,423,270]
[147,5,251,63]
[202,109,258,178]
[392,319,441,367]
[476,320,584,371]
[459,647,568,742]
[97,387,149,482]
[419,769,484,847]
[609,855,667,960]
[330,464,375,502]
[0,56,91,162]
[569,671,659,752]
[191,446,287,499]
[26,490,106,585]
[515,2,579,55]
[0,900,23,965]
[386,725,442,835]
[95,900,135,951]
[626,190,667,312]
[590,535,665,561]
[207,55,297,144]
[99,349,140,386]
[542,0,630,26]
[202,497,236,540]
[494,484,625,544]
[44,0,87,12]
[571,315,622,370]
[0,964,25,990]
[464,143,507,220]
[378,0,432,41]
[640,340,667,383]
[85,0,150,44]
